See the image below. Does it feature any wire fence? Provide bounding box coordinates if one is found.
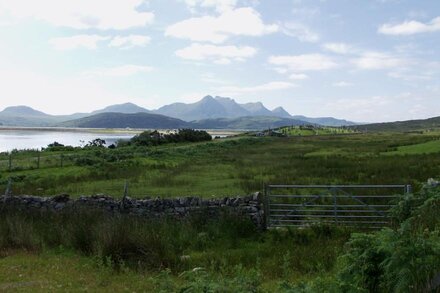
[0,152,77,171]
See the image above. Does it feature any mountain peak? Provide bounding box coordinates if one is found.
[1,106,50,117]
[241,101,272,116]
[93,102,149,114]
[272,107,292,118]
[201,95,215,101]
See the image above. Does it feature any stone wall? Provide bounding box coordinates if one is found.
[1,193,265,229]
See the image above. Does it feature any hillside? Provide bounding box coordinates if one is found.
[0,96,356,127]
[154,96,230,121]
[59,113,311,130]
[0,106,62,126]
[193,116,310,130]
[352,116,440,132]
[61,112,191,129]
[153,95,294,121]
[292,115,357,127]
[92,103,150,115]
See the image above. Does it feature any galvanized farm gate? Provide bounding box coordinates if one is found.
[264,185,411,229]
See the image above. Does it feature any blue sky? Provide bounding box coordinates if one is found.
[0,0,439,122]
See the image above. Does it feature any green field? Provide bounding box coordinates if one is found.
[382,138,440,155]
[278,125,356,136]
[1,132,440,197]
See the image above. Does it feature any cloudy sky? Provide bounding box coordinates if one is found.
[0,0,439,122]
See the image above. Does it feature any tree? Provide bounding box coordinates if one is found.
[85,138,106,148]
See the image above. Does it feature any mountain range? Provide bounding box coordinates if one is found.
[0,95,357,129]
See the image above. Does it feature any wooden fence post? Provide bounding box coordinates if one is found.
[37,152,40,169]
[4,178,12,198]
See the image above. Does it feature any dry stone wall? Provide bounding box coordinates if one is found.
[1,193,265,229]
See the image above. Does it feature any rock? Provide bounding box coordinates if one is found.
[54,202,66,210]
[52,194,70,203]
[252,192,262,202]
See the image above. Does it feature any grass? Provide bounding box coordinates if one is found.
[382,138,440,155]
[0,208,351,291]
[1,132,440,197]
[278,125,356,136]
[0,251,156,292]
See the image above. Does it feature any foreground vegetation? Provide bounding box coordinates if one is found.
[0,208,350,291]
[0,185,439,291]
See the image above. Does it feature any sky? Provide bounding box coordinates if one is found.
[0,0,439,122]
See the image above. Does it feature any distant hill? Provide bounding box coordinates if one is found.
[60,113,311,130]
[0,106,62,126]
[193,116,311,130]
[153,96,292,121]
[92,103,150,115]
[241,102,273,116]
[154,96,231,121]
[291,115,357,127]
[213,97,252,117]
[61,112,191,129]
[0,96,357,128]
[153,96,356,126]
[0,106,50,117]
[272,107,292,118]
[352,116,440,132]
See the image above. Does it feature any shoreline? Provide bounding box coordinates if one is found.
[0,126,245,136]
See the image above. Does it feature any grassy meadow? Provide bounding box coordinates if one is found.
[1,131,440,197]
[1,129,440,291]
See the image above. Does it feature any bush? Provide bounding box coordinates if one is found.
[130,129,212,147]
[336,185,440,292]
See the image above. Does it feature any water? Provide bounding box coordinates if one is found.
[0,128,243,152]
[0,128,136,152]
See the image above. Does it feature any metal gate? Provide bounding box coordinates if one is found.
[265,185,411,229]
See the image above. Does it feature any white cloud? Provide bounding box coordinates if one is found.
[351,52,408,70]
[327,93,439,122]
[200,73,229,84]
[184,0,237,12]
[165,7,278,43]
[109,35,151,49]
[0,0,154,30]
[218,81,296,95]
[175,43,257,64]
[269,54,338,72]
[322,42,352,54]
[49,35,110,50]
[332,81,353,87]
[84,65,153,77]
[388,70,433,81]
[282,22,319,42]
[289,73,309,80]
[292,6,320,18]
[379,16,440,35]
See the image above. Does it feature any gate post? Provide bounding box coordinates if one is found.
[332,188,338,225]
[263,185,270,229]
